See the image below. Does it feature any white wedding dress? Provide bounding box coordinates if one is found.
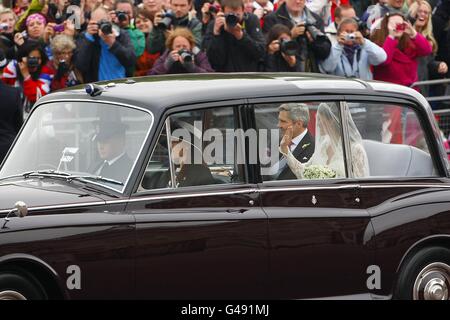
[281,103,370,179]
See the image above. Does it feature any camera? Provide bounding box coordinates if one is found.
[395,23,406,32]
[27,56,40,68]
[208,3,221,14]
[406,14,416,26]
[345,33,356,41]
[116,11,128,23]
[0,23,8,32]
[53,24,65,33]
[304,22,325,40]
[97,20,113,35]
[178,49,193,63]
[225,13,239,28]
[353,16,368,34]
[279,39,298,56]
[21,30,28,39]
[69,0,81,6]
[158,10,175,29]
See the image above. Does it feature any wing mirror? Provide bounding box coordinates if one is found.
[2,201,28,229]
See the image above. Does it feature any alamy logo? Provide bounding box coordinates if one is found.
[66,265,81,290]
[366,265,381,290]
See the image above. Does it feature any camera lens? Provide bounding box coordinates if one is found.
[158,10,174,29]
[27,56,40,68]
[98,20,113,35]
[225,13,239,28]
[116,11,127,22]
[178,49,193,63]
[280,39,298,56]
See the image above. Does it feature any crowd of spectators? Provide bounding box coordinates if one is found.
[0,0,449,115]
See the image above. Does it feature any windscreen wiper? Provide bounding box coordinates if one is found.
[66,175,124,186]
[0,170,72,181]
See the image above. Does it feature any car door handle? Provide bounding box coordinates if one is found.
[226,209,247,214]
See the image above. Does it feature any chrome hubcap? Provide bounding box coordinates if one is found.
[0,290,27,300]
[413,262,450,300]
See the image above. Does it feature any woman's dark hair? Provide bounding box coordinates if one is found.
[16,40,48,81]
[371,12,413,52]
[266,24,291,47]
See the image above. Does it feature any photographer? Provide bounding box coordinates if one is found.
[432,0,449,78]
[264,23,302,71]
[263,0,331,73]
[149,27,213,74]
[325,4,357,44]
[320,18,386,80]
[147,0,202,55]
[48,35,82,91]
[74,5,136,83]
[2,40,52,111]
[252,0,273,28]
[200,1,221,34]
[203,0,265,72]
[113,0,146,61]
[0,8,18,60]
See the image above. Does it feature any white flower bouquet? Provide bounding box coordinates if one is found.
[303,165,337,180]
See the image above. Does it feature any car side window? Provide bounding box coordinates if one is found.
[348,102,438,177]
[255,101,347,181]
[139,106,245,190]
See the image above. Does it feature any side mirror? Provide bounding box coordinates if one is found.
[2,201,28,229]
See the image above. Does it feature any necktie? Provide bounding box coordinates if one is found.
[99,161,110,177]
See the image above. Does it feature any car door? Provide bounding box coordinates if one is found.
[345,98,450,298]
[251,98,375,299]
[128,102,269,299]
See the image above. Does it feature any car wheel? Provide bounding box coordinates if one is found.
[0,271,47,300]
[395,247,450,300]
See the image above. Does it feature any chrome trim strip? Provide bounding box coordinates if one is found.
[259,184,359,193]
[359,184,450,189]
[7,99,155,195]
[0,201,105,214]
[110,188,258,204]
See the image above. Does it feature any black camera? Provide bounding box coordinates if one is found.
[158,10,175,29]
[69,0,81,6]
[0,23,8,31]
[116,11,128,22]
[178,49,193,63]
[97,20,113,35]
[353,16,368,34]
[279,39,298,56]
[304,22,325,40]
[225,13,239,28]
[27,56,40,68]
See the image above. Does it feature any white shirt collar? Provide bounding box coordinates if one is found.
[290,129,308,151]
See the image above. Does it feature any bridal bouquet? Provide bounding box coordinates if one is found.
[303,165,337,180]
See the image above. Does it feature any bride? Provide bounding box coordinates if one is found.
[280,103,370,179]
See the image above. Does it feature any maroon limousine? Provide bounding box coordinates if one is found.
[0,73,449,300]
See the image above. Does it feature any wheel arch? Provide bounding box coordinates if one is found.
[0,254,68,300]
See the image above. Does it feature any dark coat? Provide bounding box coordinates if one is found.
[0,80,23,163]
[177,164,215,187]
[203,13,266,72]
[74,31,136,83]
[149,49,214,75]
[432,1,450,77]
[277,131,315,180]
[263,3,331,72]
[263,52,303,72]
[90,153,133,183]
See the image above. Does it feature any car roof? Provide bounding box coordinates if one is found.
[36,73,431,114]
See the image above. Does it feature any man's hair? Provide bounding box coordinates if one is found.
[278,103,310,127]
[165,27,196,50]
[221,0,244,10]
[0,8,17,21]
[115,0,134,10]
[334,4,354,20]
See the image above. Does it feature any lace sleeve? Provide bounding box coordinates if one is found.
[351,143,370,178]
[279,147,308,179]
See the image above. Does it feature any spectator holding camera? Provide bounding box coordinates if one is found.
[371,12,432,87]
[200,1,221,34]
[149,27,213,74]
[264,24,302,71]
[432,0,449,79]
[263,0,331,73]
[0,8,18,60]
[325,4,356,44]
[252,0,274,28]
[2,40,52,111]
[113,0,146,60]
[147,0,202,55]
[408,0,447,95]
[48,35,82,91]
[203,0,265,72]
[320,18,386,79]
[74,5,136,83]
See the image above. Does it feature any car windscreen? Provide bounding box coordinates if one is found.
[0,101,153,192]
